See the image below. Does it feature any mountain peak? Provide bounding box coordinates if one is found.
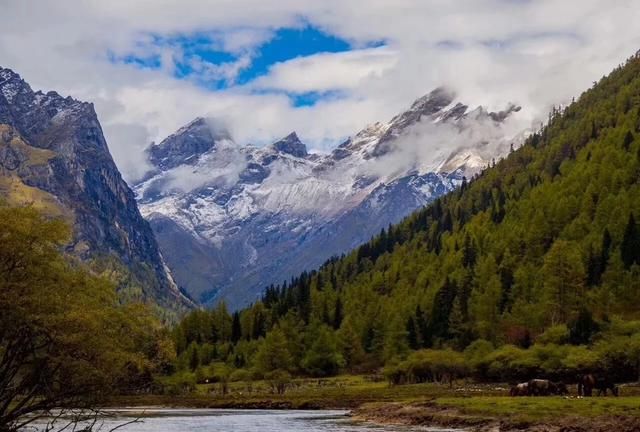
[271,131,308,158]
[0,67,31,104]
[0,67,21,82]
[409,86,456,114]
[148,117,230,171]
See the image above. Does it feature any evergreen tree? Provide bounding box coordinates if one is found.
[254,327,293,374]
[621,213,640,269]
[542,240,586,324]
[448,296,470,349]
[337,320,365,370]
[231,312,242,343]
[415,306,428,348]
[568,308,600,345]
[428,278,457,345]
[302,326,344,376]
[462,233,477,268]
[623,130,635,150]
[406,317,420,350]
[333,297,344,330]
[188,343,200,371]
[588,229,612,286]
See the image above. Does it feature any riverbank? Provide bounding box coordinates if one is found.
[109,376,640,431]
[352,397,640,432]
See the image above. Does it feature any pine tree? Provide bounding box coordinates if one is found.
[231,312,242,343]
[333,297,344,330]
[337,320,365,370]
[462,233,476,268]
[542,240,586,324]
[621,213,640,269]
[321,301,331,326]
[188,343,200,371]
[448,296,469,349]
[588,229,612,285]
[623,130,635,150]
[415,306,428,348]
[406,317,420,350]
[254,328,293,374]
[587,246,601,287]
[428,278,457,345]
[568,308,600,345]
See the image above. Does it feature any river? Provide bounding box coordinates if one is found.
[29,409,464,431]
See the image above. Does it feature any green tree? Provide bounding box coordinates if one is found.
[337,320,366,371]
[382,316,409,362]
[187,343,200,371]
[302,326,344,376]
[254,327,293,375]
[568,308,600,345]
[0,206,165,431]
[231,312,242,343]
[621,213,640,269]
[542,240,586,324]
[469,255,502,341]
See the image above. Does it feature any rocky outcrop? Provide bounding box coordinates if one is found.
[0,66,192,316]
[271,132,308,158]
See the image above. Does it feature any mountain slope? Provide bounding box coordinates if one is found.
[136,88,523,308]
[170,51,640,384]
[0,67,192,316]
[235,51,640,355]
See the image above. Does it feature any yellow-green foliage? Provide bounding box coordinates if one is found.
[0,205,175,430]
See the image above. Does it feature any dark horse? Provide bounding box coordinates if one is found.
[577,374,619,396]
[527,379,569,396]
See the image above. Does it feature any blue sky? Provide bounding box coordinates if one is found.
[5,1,638,181]
[110,25,377,106]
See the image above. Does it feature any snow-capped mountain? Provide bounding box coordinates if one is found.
[134,87,525,309]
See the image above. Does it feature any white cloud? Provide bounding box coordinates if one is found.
[251,47,398,93]
[219,28,275,55]
[1,0,639,182]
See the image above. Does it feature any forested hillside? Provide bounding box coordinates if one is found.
[169,52,640,388]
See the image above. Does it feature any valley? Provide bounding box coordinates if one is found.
[2,3,640,431]
[135,88,524,307]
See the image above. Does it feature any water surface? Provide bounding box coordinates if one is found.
[31,409,463,432]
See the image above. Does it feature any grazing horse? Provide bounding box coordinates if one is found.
[527,379,568,396]
[510,382,529,396]
[577,374,619,397]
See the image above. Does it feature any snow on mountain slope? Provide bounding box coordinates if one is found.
[134,87,526,309]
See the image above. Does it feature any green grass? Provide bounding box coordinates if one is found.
[115,376,506,409]
[435,396,640,421]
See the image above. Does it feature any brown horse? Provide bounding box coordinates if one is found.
[577,374,619,396]
[527,379,569,396]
